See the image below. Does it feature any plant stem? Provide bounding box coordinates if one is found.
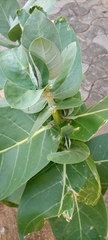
[52,108,61,125]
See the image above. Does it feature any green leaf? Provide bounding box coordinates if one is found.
[35,0,56,14]
[61,125,74,137]
[48,141,90,164]
[23,98,47,114]
[3,184,26,205]
[70,96,108,141]
[0,128,60,200]
[8,17,22,42]
[0,106,35,152]
[0,97,9,107]
[0,52,7,88]
[28,106,52,140]
[1,46,35,90]
[4,80,43,109]
[87,133,108,188]
[18,163,74,239]
[23,0,56,14]
[17,9,29,28]
[22,9,61,50]
[62,157,101,206]
[49,195,107,240]
[30,53,49,87]
[51,42,77,91]
[0,0,19,39]
[30,37,62,79]
[55,97,82,110]
[52,17,82,100]
[18,158,101,239]
[23,0,36,12]
[8,9,29,42]
[1,199,18,208]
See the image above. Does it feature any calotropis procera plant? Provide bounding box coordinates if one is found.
[0,0,108,239]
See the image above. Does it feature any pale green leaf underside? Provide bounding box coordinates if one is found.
[22,9,61,51]
[30,37,62,79]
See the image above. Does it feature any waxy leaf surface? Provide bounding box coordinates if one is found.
[0,128,59,200]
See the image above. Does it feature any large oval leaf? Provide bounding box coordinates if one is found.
[30,38,62,79]
[48,142,90,164]
[4,80,43,109]
[22,9,61,51]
